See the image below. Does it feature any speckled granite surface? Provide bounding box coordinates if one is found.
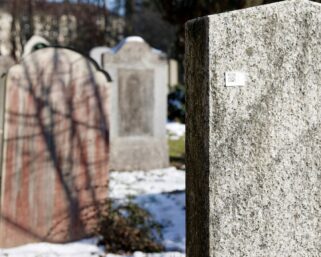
[186,0,321,256]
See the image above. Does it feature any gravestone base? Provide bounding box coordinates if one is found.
[110,138,168,171]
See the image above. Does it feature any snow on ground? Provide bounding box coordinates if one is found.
[166,123,185,140]
[110,167,185,198]
[135,192,185,251]
[110,167,185,252]
[108,253,184,257]
[0,239,104,257]
[0,168,186,257]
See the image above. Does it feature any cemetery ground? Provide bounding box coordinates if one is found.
[0,123,186,257]
[167,123,185,169]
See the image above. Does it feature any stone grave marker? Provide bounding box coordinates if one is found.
[0,47,110,248]
[186,0,321,256]
[103,36,169,171]
[90,46,112,68]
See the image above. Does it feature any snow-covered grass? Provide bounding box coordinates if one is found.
[0,239,104,257]
[108,253,184,257]
[110,167,185,252]
[110,167,185,198]
[166,123,185,141]
[0,168,186,257]
[167,123,185,168]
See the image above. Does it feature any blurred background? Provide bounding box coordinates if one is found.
[0,0,315,168]
[0,1,289,60]
[0,0,311,61]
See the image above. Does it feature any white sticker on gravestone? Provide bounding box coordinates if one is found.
[225,71,247,87]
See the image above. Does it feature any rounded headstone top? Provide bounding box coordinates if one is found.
[123,36,145,43]
[111,36,147,53]
[22,35,50,58]
[103,35,167,62]
[113,36,146,51]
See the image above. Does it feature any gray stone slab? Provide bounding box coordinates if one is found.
[103,36,169,171]
[118,68,154,137]
[186,0,321,256]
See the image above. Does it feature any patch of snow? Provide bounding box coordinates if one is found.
[134,192,185,251]
[1,167,186,256]
[0,243,184,257]
[123,36,145,43]
[166,123,185,140]
[107,252,185,257]
[110,167,185,198]
[0,238,104,257]
[110,167,186,252]
[103,36,166,58]
[112,36,145,53]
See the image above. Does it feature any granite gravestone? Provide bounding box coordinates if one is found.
[186,0,321,256]
[0,47,110,248]
[103,36,168,171]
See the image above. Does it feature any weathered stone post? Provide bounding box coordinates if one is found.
[186,0,321,256]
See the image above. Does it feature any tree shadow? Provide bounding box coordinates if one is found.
[0,47,110,247]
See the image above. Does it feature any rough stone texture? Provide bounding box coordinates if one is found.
[0,47,110,248]
[186,1,321,257]
[0,56,15,76]
[0,56,15,154]
[103,36,169,171]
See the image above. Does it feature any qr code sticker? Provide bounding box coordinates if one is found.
[225,71,246,87]
[227,73,236,83]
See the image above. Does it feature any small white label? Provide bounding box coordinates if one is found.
[225,71,247,87]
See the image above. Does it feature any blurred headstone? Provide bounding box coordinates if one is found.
[186,0,321,256]
[168,59,179,87]
[103,36,169,171]
[0,47,110,247]
[22,35,50,58]
[90,46,112,68]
